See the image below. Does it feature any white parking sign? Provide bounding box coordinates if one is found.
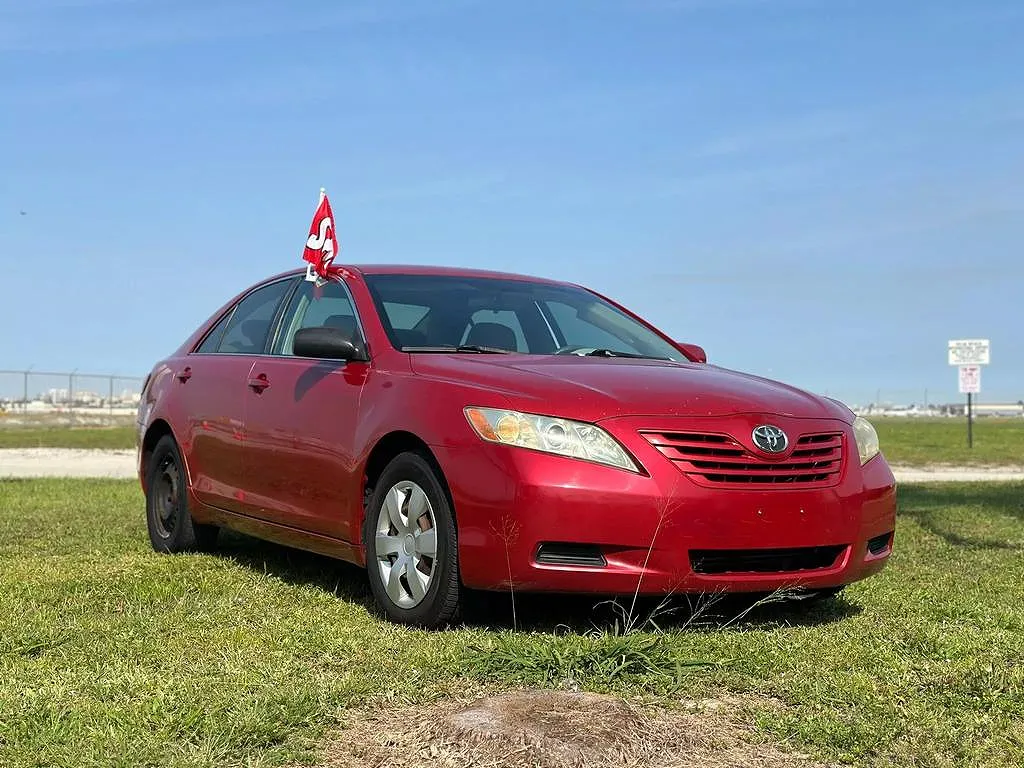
[948,339,990,366]
[958,365,981,394]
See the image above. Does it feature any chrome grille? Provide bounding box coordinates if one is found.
[641,430,844,488]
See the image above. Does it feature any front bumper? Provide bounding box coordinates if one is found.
[436,414,897,595]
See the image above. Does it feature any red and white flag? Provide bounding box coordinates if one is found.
[302,189,343,284]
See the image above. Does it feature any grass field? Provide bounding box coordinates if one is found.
[873,417,1024,466]
[0,425,136,450]
[1,418,1023,468]
[1,479,1022,767]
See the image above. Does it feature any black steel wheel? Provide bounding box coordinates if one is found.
[145,435,218,553]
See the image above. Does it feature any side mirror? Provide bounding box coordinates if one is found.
[677,342,706,363]
[293,327,366,361]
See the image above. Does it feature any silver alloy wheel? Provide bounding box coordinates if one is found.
[374,480,437,609]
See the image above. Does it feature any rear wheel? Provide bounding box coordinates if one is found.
[145,435,218,553]
[363,452,460,627]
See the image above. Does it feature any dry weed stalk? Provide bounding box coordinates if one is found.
[490,515,522,631]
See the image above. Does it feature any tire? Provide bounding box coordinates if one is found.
[363,452,460,627]
[145,435,218,553]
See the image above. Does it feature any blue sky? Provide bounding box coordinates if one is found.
[1,0,1021,406]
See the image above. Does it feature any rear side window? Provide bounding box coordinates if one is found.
[208,279,293,355]
[544,301,626,351]
[383,301,429,330]
[273,279,362,356]
[195,310,234,353]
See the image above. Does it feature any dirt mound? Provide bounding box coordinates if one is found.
[318,689,828,768]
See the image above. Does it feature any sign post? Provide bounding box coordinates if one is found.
[958,365,981,448]
[949,340,989,449]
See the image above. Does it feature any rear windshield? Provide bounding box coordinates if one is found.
[363,274,683,361]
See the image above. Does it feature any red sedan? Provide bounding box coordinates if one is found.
[137,265,896,627]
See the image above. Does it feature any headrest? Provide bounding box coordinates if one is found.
[240,319,269,349]
[464,322,517,351]
[322,314,356,340]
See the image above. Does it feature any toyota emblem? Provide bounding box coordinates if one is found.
[752,424,788,454]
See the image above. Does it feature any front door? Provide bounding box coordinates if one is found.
[241,277,370,540]
[177,277,294,514]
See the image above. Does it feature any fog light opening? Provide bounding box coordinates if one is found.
[867,531,894,556]
[535,542,607,567]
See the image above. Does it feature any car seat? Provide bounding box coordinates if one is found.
[464,322,517,351]
[322,314,357,342]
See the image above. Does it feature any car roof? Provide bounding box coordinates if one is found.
[270,264,574,286]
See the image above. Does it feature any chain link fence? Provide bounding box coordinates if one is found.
[827,389,1023,418]
[0,371,1019,425]
[0,370,144,425]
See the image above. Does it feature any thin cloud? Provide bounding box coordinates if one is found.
[692,110,868,159]
[0,76,123,106]
[637,0,837,13]
[1,0,480,52]
[334,173,509,206]
[643,263,1024,288]
[8,0,142,8]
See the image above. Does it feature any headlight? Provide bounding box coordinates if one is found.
[852,416,880,465]
[464,407,641,473]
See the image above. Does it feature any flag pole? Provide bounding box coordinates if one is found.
[319,187,326,204]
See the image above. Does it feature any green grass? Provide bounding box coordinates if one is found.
[0,426,136,450]
[872,417,1024,466]
[1,480,1022,767]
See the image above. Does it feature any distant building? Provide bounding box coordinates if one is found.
[853,402,1023,418]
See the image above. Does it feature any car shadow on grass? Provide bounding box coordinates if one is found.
[209,531,862,632]
[461,588,862,633]
[898,483,1024,551]
[213,529,376,609]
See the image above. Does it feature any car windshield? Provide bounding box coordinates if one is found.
[363,274,684,361]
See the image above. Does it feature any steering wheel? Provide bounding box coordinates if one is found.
[553,345,597,356]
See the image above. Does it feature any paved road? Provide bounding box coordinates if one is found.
[0,448,137,478]
[2,448,1023,483]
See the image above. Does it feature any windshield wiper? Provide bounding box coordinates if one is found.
[402,345,513,355]
[584,348,670,360]
[455,344,513,354]
[402,345,667,359]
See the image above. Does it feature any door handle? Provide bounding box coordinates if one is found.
[247,373,270,392]
[175,367,192,382]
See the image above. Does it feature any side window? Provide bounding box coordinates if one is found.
[545,301,626,350]
[216,279,293,355]
[195,310,234,354]
[383,302,429,330]
[460,309,526,352]
[377,300,432,349]
[274,279,361,356]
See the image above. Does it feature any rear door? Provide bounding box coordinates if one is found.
[240,277,370,539]
[176,277,294,514]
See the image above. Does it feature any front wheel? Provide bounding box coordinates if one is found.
[145,435,218,553]
[363,452,460,627]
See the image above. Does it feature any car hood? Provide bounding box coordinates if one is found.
[409,355,852,423]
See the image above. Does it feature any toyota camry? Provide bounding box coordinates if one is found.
[137,265,896,627]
